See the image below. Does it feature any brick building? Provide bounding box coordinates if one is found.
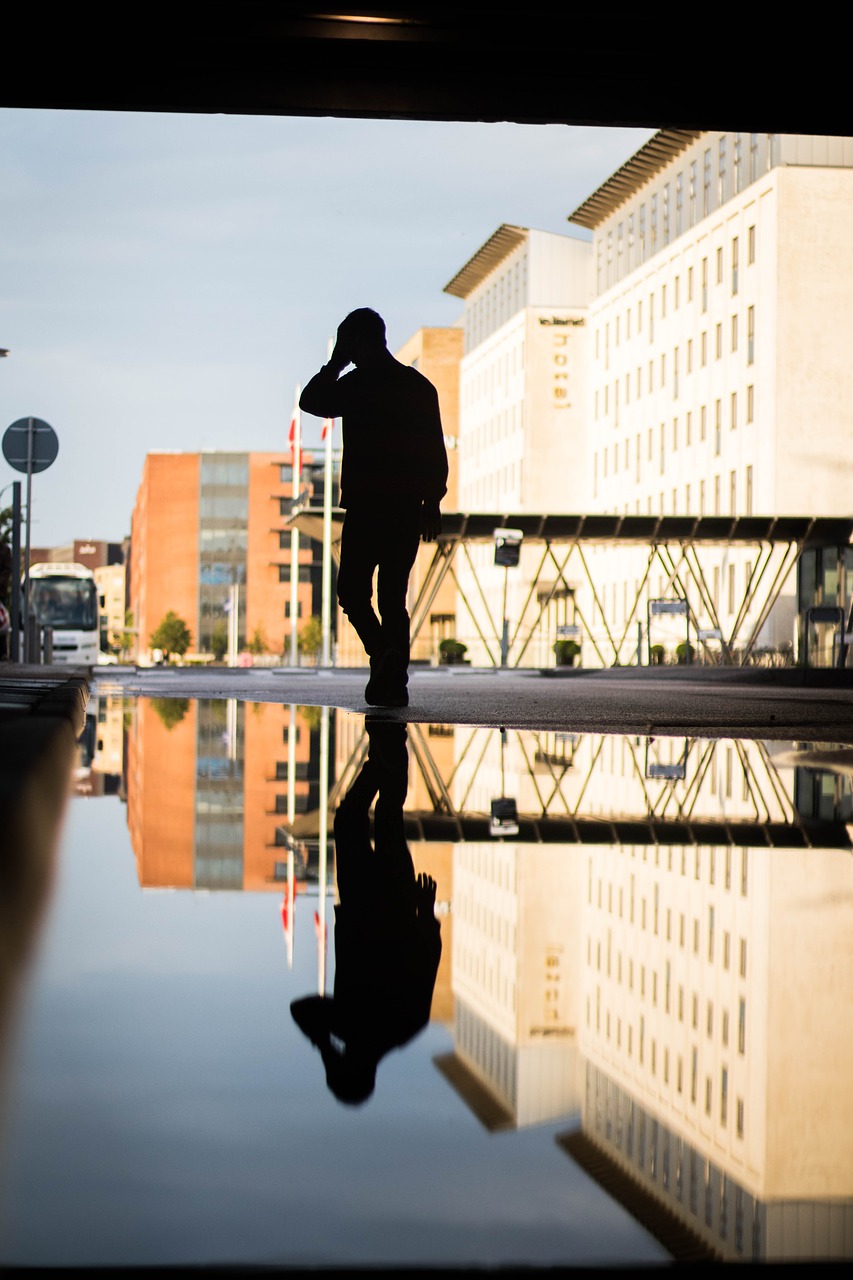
[129,450,318,662]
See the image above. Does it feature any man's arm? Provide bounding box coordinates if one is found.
[419,381,448,542]
[299,338,351,418]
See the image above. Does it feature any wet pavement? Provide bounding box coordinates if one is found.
[2,669,853,1265]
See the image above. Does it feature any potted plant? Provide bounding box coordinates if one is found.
[675,641,696,664]
[438,638,468,665]
[649,643,665,666]
[553,638,581,666]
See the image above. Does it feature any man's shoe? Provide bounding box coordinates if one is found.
[365,648,409,707]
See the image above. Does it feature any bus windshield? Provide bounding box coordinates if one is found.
[29,576,99,631]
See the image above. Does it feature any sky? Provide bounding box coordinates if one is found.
[0,109,655,547]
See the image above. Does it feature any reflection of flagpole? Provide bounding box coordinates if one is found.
[286,846,295,968]
[318,703,330,993]
[287,704,296,824]
[289,385,301,667]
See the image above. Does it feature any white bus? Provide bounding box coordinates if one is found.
[24,562,100,665]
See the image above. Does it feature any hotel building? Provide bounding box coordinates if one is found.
[571,131,853,657]
[444,225,593,664]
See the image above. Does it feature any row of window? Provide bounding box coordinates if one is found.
[596,135,771,291]
[595,319,756,428]
[588,1002,746,1137]
[597,227,758,361]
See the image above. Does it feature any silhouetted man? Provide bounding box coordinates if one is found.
[300,309,448,707]
[290,721,442,1106]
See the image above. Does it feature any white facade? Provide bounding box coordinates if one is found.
[445,226,592,662]
[574,131,853,655]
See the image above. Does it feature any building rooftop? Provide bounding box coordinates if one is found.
[567,129,703,231]
[443,223,528,299]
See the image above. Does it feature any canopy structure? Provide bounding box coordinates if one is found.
[286,507,853,669]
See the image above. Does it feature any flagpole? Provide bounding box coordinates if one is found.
[318,703,330,993]
[321,338,335,668]
[289,385,301,666]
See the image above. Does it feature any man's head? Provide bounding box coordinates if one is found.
[337,308,387,366]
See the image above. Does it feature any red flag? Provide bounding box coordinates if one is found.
[288,413,296,446]
[321,417,334,441]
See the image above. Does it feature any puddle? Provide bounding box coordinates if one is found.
[1,695,852,1265]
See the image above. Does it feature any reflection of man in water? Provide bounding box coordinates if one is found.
[300,309,448,707]
[291,721,442,1105]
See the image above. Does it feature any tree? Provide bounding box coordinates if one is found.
[210,620,228,662]
[110,609,136,660]
[150,610,191,661]
[247,625,269,656]
[151,697,190,730]
[298,614,323,657]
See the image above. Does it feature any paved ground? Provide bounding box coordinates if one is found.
[89,662,853,744]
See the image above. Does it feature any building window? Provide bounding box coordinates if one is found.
[731,391,738,430]
[651,194,658,254]
[721,1067,728,1125]
[748,224,756,263]
[701,257,708,311]
[663,183,670,245]
[746,384,755,422]
[739,938,747,977]
[687,264,694,302]
[732,236,739,294]
[747,306,755,364]
[738,998,746,1053]
[728,562,736,610]
[689,161,697,226]
[736,1098,744,1138]
[746,465,753,515]
[716,245,723,285]
[731,314,738,352]
[718,135,727,204]
[715,323,722,359]
[703,148,712,216]
[734,133,743,192]
[701,331,708,366]
[676,173,683,235]
[715,400,722,455]
[639,205,646,262]
[686,411,692,445]
[714,475,721,514]
[284,600,303,618]
[749,132,759,182]
[700,405,707,442]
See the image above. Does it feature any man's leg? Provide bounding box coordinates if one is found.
[336,508,384,661]
[373,513,422,691]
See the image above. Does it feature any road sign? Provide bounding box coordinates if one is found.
[556,624,580,638]
[2,417,59,474]
[649,599,688,616]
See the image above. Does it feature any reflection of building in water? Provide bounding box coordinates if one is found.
[74,694,123,798]
[558,840,853,1259]
[434,842,583,1131]
[448,726,799,832]
[126,697,327,891]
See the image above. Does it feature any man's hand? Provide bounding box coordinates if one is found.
[415,872,437,921]
[421,500,442,542]
[327,333,350,376]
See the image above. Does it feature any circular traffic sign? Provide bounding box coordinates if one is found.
[2,417,59,474]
